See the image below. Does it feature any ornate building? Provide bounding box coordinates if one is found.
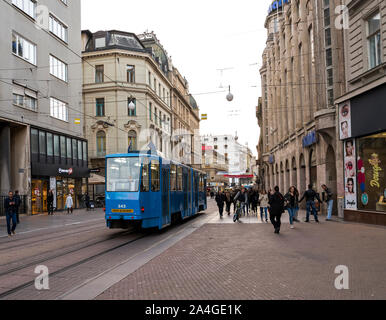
[258,0,346,212]
[82,30,173,176]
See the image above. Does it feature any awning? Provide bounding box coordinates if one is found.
[89,173,105,185]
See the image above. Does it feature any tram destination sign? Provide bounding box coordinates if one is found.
[268,0,290,14]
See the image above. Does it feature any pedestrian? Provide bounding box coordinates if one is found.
[259,190,269,223]
[65,193,74,214]
[234,187,248,216]
[268,186,285,234]
[322,184,334,221]
[231,189,238,213]
[14,190,21,224]
[250,189,259,215]
[299,184,322,223]
[4,191,17,237]
[215,190,226,218]
[225,190,232,215]
[85,192,90,211]
[210,191,215,199]
[292,186,300,222]
[284,186,299,229]
[47,189,54,215]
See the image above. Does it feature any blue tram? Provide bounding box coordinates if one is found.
[105,152,207,230]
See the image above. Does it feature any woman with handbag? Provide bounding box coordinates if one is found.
[284,186,299,229]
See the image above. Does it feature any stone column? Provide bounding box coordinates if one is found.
[0,125,11,195]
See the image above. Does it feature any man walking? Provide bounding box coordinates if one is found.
[268,186,285,234]
[299,184,322,223]
[215,190,226,218]
[4,191,17,237]
[322,184,334,221]
[47,189,54,215]
[14,190,21,224]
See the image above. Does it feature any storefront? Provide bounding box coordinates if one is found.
[338,83,386,225]
[31,127,89,214]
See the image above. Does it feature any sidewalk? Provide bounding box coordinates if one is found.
[0,208,105,239]
[96,200,386,300]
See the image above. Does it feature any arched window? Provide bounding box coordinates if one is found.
[128,130,137,151]
[96,131,106,157]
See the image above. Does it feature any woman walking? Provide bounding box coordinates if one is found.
[65,193,74,214]
[225,190,232,215]
[284,186,299,229]
[259,190,269,223]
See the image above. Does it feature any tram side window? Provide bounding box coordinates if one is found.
[177,167,183,191]
[141,158,150,192]
[151,160,160,192]
[170,164,177,191]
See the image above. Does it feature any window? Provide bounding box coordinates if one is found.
[327,68,333,87]
[50,55,68,82]
[325,28,331,47]
[107,157,141,192]
[151,160,160,192]
[96,98,105,116]
[154,78,156,91]
[12,33,36,65]
[128,130,137,151]
[96,131,106,157]
[31,129,38,154]
[154,107,158,125]
[170,164,177,191]
[95,65,104,83]
[177,166,183,191]
[141,157,150,192]
[127,65,135,83]
[12,0,36,19]
[49,15,68,43]
[66,137,72,159]
[159,84,161,96]
[78,140,83,161]
[13,86,37,111]
[39,131,46,156]
[47,133,53,157]
[368,12,381,69]
[326,48,332,67]
[95,37,106,48]
[149,102,152,121]
[83,141,87,162]
[327,89,334,107]
[148,71,151,86]
[60,136,66,158]
[72,139,77,160]
[128,98,136,116]
[54,135,60,157]
[50,97,68,122]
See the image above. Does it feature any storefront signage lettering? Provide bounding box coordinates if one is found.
[368,153,382,188]
[59,168,73,175]
[268,0,290,14]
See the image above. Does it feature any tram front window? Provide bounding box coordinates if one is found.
[107,157,141,192]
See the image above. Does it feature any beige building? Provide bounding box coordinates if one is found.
[335,0,386,225]
[81,30,173,176]
[202,149,229,188]
[258,0,346,211]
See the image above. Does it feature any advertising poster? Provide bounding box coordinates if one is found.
[339,101,352,140]
[344,139,357,209]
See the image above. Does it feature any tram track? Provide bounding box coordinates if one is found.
[0,221,106,252]
[0,231,147,300]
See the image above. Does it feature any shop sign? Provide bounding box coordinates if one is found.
[302,131,318,148]
[59,168,73,175]
[268,155,275,164]
[369,153,382,188]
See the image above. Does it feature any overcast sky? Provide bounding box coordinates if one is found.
[81,0,273,156]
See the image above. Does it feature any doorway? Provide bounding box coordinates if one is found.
[31,179,48,214]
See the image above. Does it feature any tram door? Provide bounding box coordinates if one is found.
[161,167,170,226]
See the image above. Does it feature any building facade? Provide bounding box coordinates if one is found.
[0,0,87,215]
[258,0,346,212]
[336,0,386,225]
[82,30,173,178]
[201,148,229,189]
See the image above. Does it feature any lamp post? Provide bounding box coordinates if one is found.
[226,85,234,102]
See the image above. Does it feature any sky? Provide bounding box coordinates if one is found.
[81,0,273,156]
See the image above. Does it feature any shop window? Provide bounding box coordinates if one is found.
[357,133,386,212]
[141,158,150,192]
[150,160,160,192]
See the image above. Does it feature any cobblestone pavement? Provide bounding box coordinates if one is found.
[97,200,386,300]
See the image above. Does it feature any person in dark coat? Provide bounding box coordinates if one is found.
[14,190,21,224]
[215,190,226,218]
[225,190,232,215]
[250,189,259,214]
[268,186,285,234]
[4,191,17,237]
[299,184,322,223]
[284,186,299,229]
[47,189,54,215]
[85,193,91,211]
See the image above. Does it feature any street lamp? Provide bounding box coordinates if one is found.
[226,86,234,102]
[128,99,136,111]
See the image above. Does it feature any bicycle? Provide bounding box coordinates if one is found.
[233,201,242,223]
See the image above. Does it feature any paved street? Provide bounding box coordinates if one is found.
[97,200,386,300]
